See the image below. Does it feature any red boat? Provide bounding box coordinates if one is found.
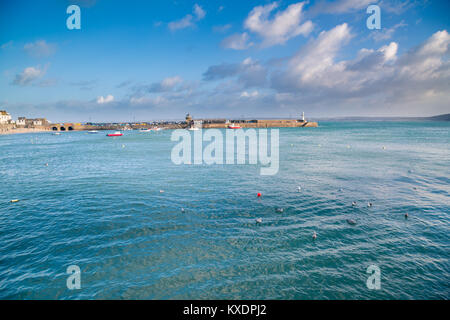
[228,124,242,129]
[107,131,123,137]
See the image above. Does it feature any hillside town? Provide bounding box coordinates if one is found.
[0,110,52,134]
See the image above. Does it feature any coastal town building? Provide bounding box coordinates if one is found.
[0,110,12,124]
[16,117,26,126]
[24,118,49,127]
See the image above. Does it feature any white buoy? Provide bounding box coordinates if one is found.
[367,202,373,207]
[352,201,357,206]
[181,208,185,213]
[256,218,262,224]
[312,231,317,240]
[297,186,302,192]
[10,199,19,203]
[159,190,164,193]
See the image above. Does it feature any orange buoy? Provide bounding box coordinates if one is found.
[257,193,261,197]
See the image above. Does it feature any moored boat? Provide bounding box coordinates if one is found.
[107,131,123,137]
[228,124,241,129]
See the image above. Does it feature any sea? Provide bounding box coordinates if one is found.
[0,121,448,299]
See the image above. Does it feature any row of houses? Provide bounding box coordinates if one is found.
[0,110,49,127]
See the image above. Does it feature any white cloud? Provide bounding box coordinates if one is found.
[287,23,352,86]
[221,32,253,50]
[24,40,56,57]
[240,90,259,98]
[168,4,206,31]
[244,2,313,47]
[310,0,374,15]
[371,21,407,41]
[193,4,206,20]
[12,66,46,86]
[168,15,193,31]
[96,95,114,104]
[269,25,449,115]
[161,76,183,89]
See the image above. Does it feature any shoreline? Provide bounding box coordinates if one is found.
[0,128,52,135]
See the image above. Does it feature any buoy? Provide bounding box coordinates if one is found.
[159,190,164,193]
[45,163,48,167]
[352,201,357,206]
[122,144,125,148]
[257,193,261,197]
[405,213,408,219]
[10,199,20,203]
[256,218,262,224]
[339,188,343,192]
[276,208,284,213]
[312,231,317,240]
[297,186,302,192]
[181,208,185,213]
[347,219,357,225]
[367,202,373,207]
[382,146,386,150]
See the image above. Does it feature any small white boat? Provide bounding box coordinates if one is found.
[53,132,61,135]
[187,126,199,131]
[107,131,123,137]
[88,130,99,134]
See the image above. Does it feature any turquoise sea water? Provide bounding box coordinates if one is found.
[0,121,449,299]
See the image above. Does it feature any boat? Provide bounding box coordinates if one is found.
[140,128,152,132]
[187,126,199,131]
[88,130,99,134]
[228,124,241,129]
[53,132,61,135]
[107,131,123,137]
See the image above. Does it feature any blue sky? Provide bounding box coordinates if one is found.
[0,0,449,122]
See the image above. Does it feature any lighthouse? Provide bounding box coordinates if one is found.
[302,112,305,122]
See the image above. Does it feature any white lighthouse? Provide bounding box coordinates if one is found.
[302,112,305,122]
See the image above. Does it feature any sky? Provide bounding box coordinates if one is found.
[0,0,449,122]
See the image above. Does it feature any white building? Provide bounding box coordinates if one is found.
[16,117,26,126]
[0,110,12,124]
[32,119,43,126]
